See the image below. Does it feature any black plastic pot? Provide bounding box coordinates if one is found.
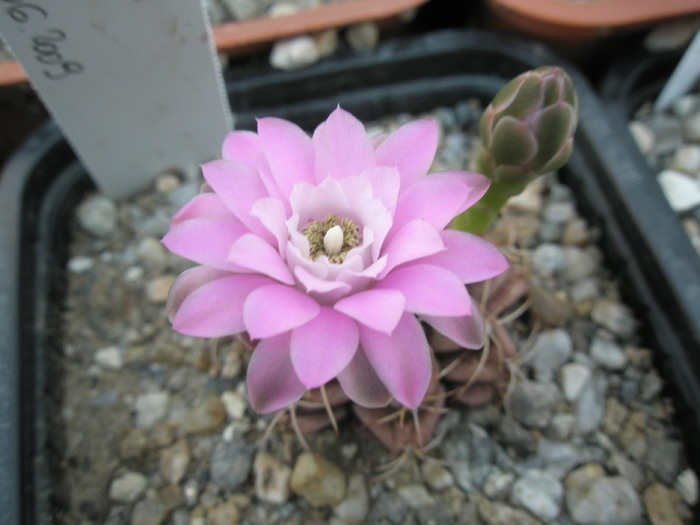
[2,30,699,523]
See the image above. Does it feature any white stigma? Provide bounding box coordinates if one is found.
[323,225,344,257]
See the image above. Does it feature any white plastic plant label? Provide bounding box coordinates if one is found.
[0,0,232,198]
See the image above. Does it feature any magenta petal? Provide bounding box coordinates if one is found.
[375,118,438,187]
[162,218,247,270]
[380,219,445,276]
[360,313,432,408]
[228,234,294,285]
[221,130,260,167]
[170,193,231,226]
[166,266,230,322]
[420,230,509,283]
[377,264,471,317]
[423,298,486,349]
[391,172,471,234]
[244,284,321,339]
[257,116,315,197]
[334,289,405,334]
[314,107,375,181]
[337,347,392,408]
[247,332,306,413]
[460,170,491,210]
[250,197,289,253]
[201,160,269,230]
[172,274,273,337]
[290,307,359,388]
[363,165,400,212]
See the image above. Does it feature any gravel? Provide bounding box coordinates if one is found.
[48,103,697,523]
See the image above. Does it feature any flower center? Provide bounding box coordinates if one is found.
[303,214,361,263]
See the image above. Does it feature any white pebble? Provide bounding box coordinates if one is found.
[628,121,654,155]
[76,195,117,237]
[559,363,592,402]
[95,346,124,369]
[270,35,321,71]
[67,256,94,273]
[658,169,700,212]
[346,22,379,52]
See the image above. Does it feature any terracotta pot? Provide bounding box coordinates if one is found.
[484,0,700,41]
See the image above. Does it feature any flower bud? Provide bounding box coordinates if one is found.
[478,66,578,185]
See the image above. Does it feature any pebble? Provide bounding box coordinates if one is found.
[131,498,168,525]
[290,452,347,507]
[95,346,124,369]
[559,362,592,402]
[118,427,149,461]
[670,144,700,176]
[159,439,190,485]
[629,120,654,154]
[482,469,514,500]
[560,246,598,281]
[420,462,454,491]
[676,468,699,505]
[221,390,247,420]
[575,373,608,433]
[206,500,240,525]
[345,22,379,51]
[134,391,170,428]
[67,255,94,273]
[183,395,226,434]
[510,469,563,521]
[643,483,684,525]
[332,473,369,525]
[253,452,292,504]
[506,380,561,429]
[565,463,642,525]
[590,299,636,338]
[146,274,175,303]
[269,35,321,70]
[530,328,574,382]
[532,243,565,277]
[589,334,627,370]
[210,438,254,492]
[398,484,435,508]
[76,195,118,236]
[137,237,169,272]
[476,496,543,525]
[221,0,270,20]
[658,169,700,212]
[367,492,408,524]
[109,471,148,503]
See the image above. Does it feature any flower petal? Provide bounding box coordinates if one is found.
[363,166,400,213]
[375,118,437,187]
[244,284,321,339]
[290,307,359,388]
[170,193,230,226]
[314,107,375,181]
[247,332,306,413]
[391,171,490,235]
[334,289,405,334]
[359,313,432,408]
[228,233,294,285]
[222,130,260,167]
[201,160,270,234]
[295,266,352,303]
[171,274,273,337]
[166,266,230,321]
[337,347,392,408]
[257,116,315,197]
[423,298,486,350]
[380,219,445,276]
[162,218,247,270]
[420,229,509,283]
[376,264,471,317]
[250,197,289,253]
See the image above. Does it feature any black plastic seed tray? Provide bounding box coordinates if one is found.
[2,30,699,524]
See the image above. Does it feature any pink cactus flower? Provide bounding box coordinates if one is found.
[163,107,508,413]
